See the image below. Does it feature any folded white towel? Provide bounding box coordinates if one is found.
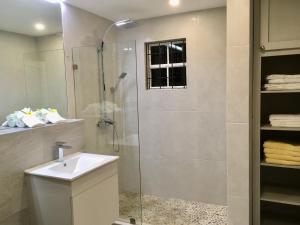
[271,122,300,127]
[22,114,45,128]
[34,109,50,123]
[264,83,300,90]
[268,78,300,84]
[15,111,25,128]
[6,114,17,128]
[2,108,65,129]
[269,114,300,127]
[266,74,300,80]
[270,114,300,121]
[46,110,66,124]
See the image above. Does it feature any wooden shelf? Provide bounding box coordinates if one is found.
[261,90,300,94]
[262,215,300,225]
[261,161,300,170]
[261,185,300,206]
[261,125,300,131]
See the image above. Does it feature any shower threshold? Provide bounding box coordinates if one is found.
[113,219,149,225]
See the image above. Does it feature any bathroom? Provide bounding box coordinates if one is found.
[0,0,300,224]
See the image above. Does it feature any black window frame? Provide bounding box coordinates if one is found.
[145,38,187,89]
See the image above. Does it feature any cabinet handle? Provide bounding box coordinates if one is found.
[260,45,266,51]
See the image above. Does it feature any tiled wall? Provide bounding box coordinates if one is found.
[0,120,84,225]
[118,8,227,205]
[226,0,252,224]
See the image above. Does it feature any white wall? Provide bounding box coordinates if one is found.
[118,8,227,205]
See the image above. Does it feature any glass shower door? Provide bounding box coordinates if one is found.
[72,41,142,224]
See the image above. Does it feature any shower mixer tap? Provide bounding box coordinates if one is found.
[97,118,114,128]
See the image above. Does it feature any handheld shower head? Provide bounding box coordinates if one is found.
[119,72,127,79]
[110,72,128,93]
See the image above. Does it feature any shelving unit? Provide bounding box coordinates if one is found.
[253,1,300,224]
[253,52,300,224]
[253,48,300,225]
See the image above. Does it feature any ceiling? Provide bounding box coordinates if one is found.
[0,0,62,37]
[65,0,226,22]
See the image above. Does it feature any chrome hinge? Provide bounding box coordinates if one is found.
[72,64,78,70]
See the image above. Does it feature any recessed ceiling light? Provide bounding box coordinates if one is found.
[169,0,180,7]
[45,0,64,3]
[35,23,45,31]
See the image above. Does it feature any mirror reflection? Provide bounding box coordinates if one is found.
[0,0,67,123]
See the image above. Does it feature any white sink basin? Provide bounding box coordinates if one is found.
[25,152,119,181]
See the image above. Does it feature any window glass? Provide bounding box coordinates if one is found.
[151,68,168,87]
[150,45,167,65]
[169,67,187,86]
[169,43,186,64]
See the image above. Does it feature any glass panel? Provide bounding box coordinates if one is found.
[169,42,186,63]
[72,41,142,225]
[151,68,168,87]
[150,45,167,65]
[169,67,187,87]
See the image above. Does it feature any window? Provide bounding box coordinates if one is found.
[145,38,187,89]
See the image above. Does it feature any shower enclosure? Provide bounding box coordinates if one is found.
[72,40,229,225]
[72,40,142,224]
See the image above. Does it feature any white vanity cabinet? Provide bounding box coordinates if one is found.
[26,155,119,225]
[71,166,119,225]
[260,0,300,50]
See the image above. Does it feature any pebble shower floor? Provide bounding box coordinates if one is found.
[120,193,229,225]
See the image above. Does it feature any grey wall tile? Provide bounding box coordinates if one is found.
[227,0,251,46]
[227,122,250,197]
[227,195,250,225]
[141,156,227,205]
[227,46,251,123]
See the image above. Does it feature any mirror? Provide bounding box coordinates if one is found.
[0,0,67,123]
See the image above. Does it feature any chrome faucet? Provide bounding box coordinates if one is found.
[56,142,72,162]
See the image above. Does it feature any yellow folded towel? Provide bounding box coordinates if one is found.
[264,148,300,157]
[265,158,300,166]
[265,153,300,162]
[263,140,300,152]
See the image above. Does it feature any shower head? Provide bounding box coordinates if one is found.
[119,72,127,79]
[100,19,137,49]
[115,19,137,29]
